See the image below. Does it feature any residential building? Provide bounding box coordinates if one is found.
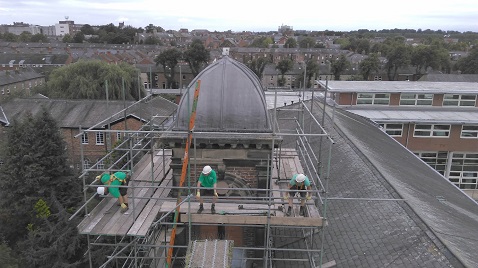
[0,67,45,99]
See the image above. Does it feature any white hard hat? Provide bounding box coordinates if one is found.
[97,187,106,195]
[202,165,212,175]
[296,174,306,183]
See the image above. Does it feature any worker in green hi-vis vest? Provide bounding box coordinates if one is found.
[95,171,130,213]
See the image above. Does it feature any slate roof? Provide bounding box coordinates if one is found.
[0,53,70,65]
[274,99,478,267]
[0,68,44,86]
[419,74,478,82]
[0,96,177,128]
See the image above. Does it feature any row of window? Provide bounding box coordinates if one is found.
[415,151,478,189]
[81,132,123,145]
[380,124,478,138]
[357,93,477,107]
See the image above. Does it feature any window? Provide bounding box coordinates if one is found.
[379,123,403,136]
[443,94,476,107]
[414,124,450,137]
[83,158,90,170]
[414,151,448,175]
[356,93,390,105]
[400,93,433,106]
[81,132,89,144]
[448,153,478,189]
[96,132,104,145]
[461,125,478,138]
[97,159,105,169]
[373,76,382,81]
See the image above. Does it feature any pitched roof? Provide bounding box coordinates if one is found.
[419,74,478,82]
[275,101,478,267]
[0,96,177,128]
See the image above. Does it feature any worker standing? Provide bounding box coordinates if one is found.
[284,173,311,216]
[96,171,130,213]
[196,165,218,214]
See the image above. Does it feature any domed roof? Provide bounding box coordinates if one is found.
[175,56,271,132]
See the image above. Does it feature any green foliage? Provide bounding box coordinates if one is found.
[331,54,351,80]
[276,59,293,86]
[73,32,85,43]
[19,31,32,42]
[155,48,183,88]
[299,37,316,48]
[382,37,412,80]
[250,36,273,48]
[246,57,270,80]
[184,39,210,77]
[30,33,49,43]
[145,24,164,33]
[0,241,19,268]
[62,34,73,43]
[285,38,297,48]
[144,36,162,45]
[40,60,145,100]
[359,53,380,80]
[0,109,85,266]
[80,24,95,35]
[34,199,51,219]
[3,32,18,42]
[304,60,319,87]
[455,47,478,74]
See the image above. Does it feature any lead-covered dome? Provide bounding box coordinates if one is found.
[174,56,271,132]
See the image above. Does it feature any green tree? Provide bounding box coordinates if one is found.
[304,60,319,88]
[0,109,83,249]
[455,47,478,74]
[80,24,96,35]
[39,60,145,100]
[276,59,293,86]
[299,37,316,48]
[285,38,297,48]
[73,32,85,43]
[145,24,164,33]
[19,31,32,42]
[250,37,273,48]
[331,54,351,80]
[184,39,210,77]
[411,44,450,75]
[0,241,19,268]
[359,53,380,80]
[246,57,270,80]
[2,32,17,42]
[144,36,162,45]
[384,42,412,80]
[155,48,182,88]
[62,34,73,43]
[30,33,48,43]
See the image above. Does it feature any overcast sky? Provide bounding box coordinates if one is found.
[1,0,478,33]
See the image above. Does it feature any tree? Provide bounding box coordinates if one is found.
[30,33,48,43]
[144,36,162,45]
[299,37,316,48]
[0,241,19,268]
[359,53,380,80]
[0,109,83,252]
[250,37,273,48]
[285,38,297,48]
[246,57,270,80]
[411,43,450,75]
[455,47,478,74]
[73,32,85,43]
[183,39,210,77]
[304,60,319,88]
[384,42,412,80]
[145,24,164,33]
[39,60,145,100]
[80,24,95,35]
[330,54,351,80]
[62,34,73,43]
[2,32,17,42]
[19,31,32,42]
[276,59,293,86]
[155,48,182,88]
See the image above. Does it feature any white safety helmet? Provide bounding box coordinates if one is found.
[296,174,306,183]
[202,165,212,175]
[97,186,106,196]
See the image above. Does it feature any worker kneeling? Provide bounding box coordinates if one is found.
[284,173,312,217]
[96,171,130,213]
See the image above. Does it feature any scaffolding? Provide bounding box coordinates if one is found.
[71,86,336,268]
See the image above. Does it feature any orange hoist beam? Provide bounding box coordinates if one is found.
[166,80,201,267]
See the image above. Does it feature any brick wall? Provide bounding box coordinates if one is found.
[225,166,258,188]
